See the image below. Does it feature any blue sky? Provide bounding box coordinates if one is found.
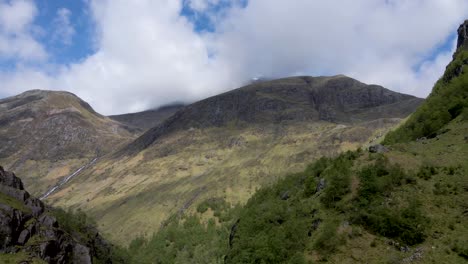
[34,0,95,64]
[0,0,467,114]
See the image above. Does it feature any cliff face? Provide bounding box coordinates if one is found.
[0,166,114,263]
[457,20,468,50]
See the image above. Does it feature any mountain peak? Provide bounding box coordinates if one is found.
[457,20,468,51]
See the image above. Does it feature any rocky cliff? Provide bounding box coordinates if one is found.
[457,20,468,51]
[0,166,115,263]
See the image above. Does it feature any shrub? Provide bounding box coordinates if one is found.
[417,166,437,180]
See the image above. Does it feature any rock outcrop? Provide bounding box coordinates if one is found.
[457,20,468,50]
[0,166,110,263]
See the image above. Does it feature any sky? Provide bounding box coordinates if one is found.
[0,0,467,115]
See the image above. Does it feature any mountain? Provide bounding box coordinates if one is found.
[109,103,185,132]
[44,75,423,244]
[0,90,136,196]
[123,20,468,264]
[0,166,125,263]
[120,75,422,155]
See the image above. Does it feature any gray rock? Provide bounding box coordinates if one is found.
[39,214,58,228]
[73,244,92,264]
[0,185,30,202]
[316,178,326,192]
[0,168,24,190]
[17,229,30,245]
[280,191,290,200]
[25,198,44,217]
[369,144,389,153]
[457,20,468,50]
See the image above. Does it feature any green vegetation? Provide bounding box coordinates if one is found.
[50,208,129,264]
[352,157,426,245]
[0,192,31,213]
[384,50,468,144]
[127,200,238,264]
[0,252,45,264]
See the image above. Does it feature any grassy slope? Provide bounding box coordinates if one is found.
[47,119,401,244]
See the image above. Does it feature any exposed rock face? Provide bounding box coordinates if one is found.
[457,20,468,50]
[120,75,423,155]
[0,166,109,263]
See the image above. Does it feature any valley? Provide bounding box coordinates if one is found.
[0,11,467,264]
[39,75,423,243]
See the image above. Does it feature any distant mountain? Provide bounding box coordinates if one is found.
[46,75,423,244]
[120,75,422,155]
[109,103,185,132]
[0,90,136,196]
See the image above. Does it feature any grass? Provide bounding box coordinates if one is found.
[0,192,31,213]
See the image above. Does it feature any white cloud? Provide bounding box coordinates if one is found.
[0,0,47,61]
[52,8,75,46]
[0,0,468,115]
[187,0,220,12]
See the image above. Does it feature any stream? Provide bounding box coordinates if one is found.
[39,157,98,200]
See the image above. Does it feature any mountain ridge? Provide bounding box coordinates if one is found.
[119,75,422,156]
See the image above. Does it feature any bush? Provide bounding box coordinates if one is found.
[417,166,437,180]
[313,221,343,255]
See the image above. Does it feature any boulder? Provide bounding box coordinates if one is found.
[25,198,44,217]
[17,229,30,245]
[73,244,92,264]
[0,168,24,190]
[39,214,58,228]
[369,144,389,153]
